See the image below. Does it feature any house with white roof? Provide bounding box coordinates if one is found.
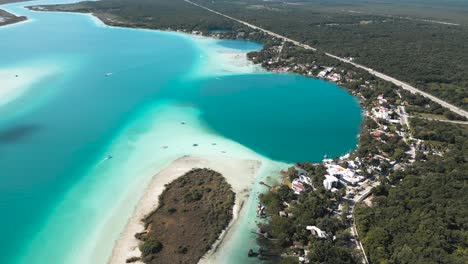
[373,107,390,120]
[326,164,364,186]
[306,225,328,238]
[323,174,339,190]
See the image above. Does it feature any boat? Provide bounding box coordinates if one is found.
[105,72,113,76]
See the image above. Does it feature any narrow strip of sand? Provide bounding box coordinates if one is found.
[108,155,262,264]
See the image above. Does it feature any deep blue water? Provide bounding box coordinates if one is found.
[0,1,361,263]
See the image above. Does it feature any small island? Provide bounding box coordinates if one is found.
[130,168,235,263]
[0,9,26,27]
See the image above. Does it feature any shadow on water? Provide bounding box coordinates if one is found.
[0,124,41,143]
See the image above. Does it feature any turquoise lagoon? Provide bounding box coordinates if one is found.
[0,1,361,263]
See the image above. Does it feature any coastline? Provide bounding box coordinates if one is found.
[0,0,32,27]
[108,155,262,264]
[84,11,264,77]
[4,3,362,264]
[2,2,462,264]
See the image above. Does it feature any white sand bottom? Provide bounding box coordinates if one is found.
[189,36,264,77]
[0,62,59,107]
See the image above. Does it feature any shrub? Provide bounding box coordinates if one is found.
[183,189,203,202]
[139,237,163,257]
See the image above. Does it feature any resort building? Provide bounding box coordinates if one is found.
[323,174,339,190]
[326,164,364,186]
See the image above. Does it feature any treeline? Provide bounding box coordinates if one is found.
[355,119,468,264]
[34,0,270,43]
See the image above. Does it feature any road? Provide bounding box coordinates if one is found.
[184,0,468,119]
[349,182,380,264]
[416,116,468,125]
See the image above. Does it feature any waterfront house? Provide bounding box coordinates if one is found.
[292,179,306,194]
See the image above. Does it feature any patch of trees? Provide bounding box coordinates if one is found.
[134,168,235,263]
[258,184,359,263]
[355,121,468,264]
[410,118,466,144]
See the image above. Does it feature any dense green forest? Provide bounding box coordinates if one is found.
[264,0,468,24]
[355,120,468,264]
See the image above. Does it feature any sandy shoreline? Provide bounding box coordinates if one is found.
[108,155,262,264]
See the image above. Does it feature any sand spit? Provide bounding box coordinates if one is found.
[108,155,262,264]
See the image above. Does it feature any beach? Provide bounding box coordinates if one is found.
[190,36,263,77]
[108,155,262,263]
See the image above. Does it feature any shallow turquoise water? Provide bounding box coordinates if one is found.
[0,1,361,263]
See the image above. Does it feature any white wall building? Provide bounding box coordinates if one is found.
[323,174,339,190]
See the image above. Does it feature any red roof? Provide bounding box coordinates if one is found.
[293,182,305,191]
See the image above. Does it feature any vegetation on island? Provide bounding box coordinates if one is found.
[132,168,235,264]
[0,9,26,27]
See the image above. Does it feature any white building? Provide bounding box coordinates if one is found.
[326,73,341,82]
[373,107,390,120]
[377,94,388,104]
[323,174,339,190]
[306,225,327,238]
[326,164,364,186]
[298,174,312,185]
[317,67,333,78]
